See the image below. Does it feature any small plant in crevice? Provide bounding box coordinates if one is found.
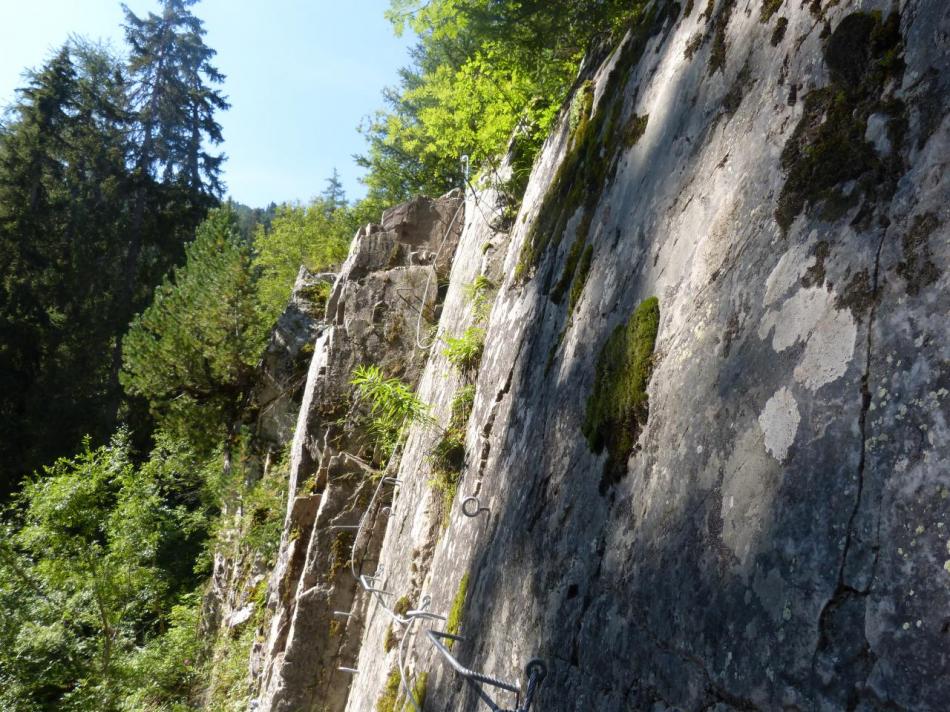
[464,275,497,322]
[428,385,477,529]
[350,364,434,465]
[443,327,485,374]
[583,297,660,493]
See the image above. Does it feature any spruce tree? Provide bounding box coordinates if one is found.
[0,44,131,496]
[110,0,230,422]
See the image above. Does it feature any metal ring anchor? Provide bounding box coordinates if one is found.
[425,630,547,712]
[462,495,489,518]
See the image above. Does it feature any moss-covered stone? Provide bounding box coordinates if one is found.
[409,672,428,709]
[583,297,660,492]
[445,573,470,649]
[550,236,588,304]
[568,245,594,311]
[624,113,649,147]
[429,385,476,528]
[770,17,788,46]
[516,3,676,280]
[329,531,353,579]
[707,0,737,75]
[383,624,397,652]
[759,0,783,23]
[776,11,905,234]
[376,667,403,712]
[393,595,411,617]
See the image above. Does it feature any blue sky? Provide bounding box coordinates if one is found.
[0,0,415,207]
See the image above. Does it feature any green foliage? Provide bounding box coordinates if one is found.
[0,431,213,711]
[0,0,231,497]
[122,207,268,451]
[123,0,229,196]
[583,297,660,492]
[351,365,433,464]
[464,275,497,322]
[360,0,652,207]
[0,43,132,497]
[443,327,485,373]
[445,573,470,648]
[253,197,355,323]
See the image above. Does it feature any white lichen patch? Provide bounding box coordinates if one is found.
[793,303,857,390]
[759,286,857,391]
[759,387,800,462]
[763,237,815,306]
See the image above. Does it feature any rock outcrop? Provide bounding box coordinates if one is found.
[250,191,464,712]
[241,1,950,709]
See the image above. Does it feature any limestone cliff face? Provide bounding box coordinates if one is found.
[243,0,949,709]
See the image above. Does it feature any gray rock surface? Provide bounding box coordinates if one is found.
[246,1,950,710]
[339,1,950,710]
[251,192,465,712]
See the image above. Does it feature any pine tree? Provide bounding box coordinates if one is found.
[321,167,347,213]
[109,0,230,423]
[121,207,267,453]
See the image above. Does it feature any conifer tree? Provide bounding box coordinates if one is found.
[121,207,267,453]
[110,0,230,422]
[0,44,131,496]
[321,167,347,213]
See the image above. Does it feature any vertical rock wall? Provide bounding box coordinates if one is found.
[245,0,949,710]
[340,0,950,710]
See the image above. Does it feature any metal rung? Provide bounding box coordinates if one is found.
[339,667,359,675]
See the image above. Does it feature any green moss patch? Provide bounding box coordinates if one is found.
[583,297,660,492]
[429,386,476,529]
[410,672,429,709]
[707,0,737,75]
[550,236,588,304]
[516,4,675,280]
[329,531,353,579]
[759,0,783,23]
[446,573,470,649]
[776,11,906,234]
[376,666,403,712]
[770,16,788,46]
[568,246,595,311]
[624,113,650,147]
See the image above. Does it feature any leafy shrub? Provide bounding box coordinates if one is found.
[351,365,433,463]
[443,327,485,374]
